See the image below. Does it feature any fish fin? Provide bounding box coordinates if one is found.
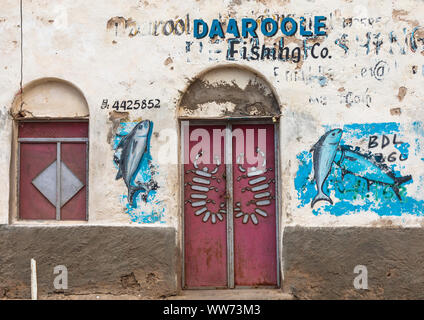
[116,133,131,149]
[311,191,333,208]
[115,168,123,180]
[113,154,121,166]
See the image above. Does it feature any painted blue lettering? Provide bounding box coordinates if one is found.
[314,16,327,36]
[194,19,208,39]
[260,18,278,37]
[242,18,258,38]
[281,17,297,36]
[226,18,240,38]
[209,19,225,38]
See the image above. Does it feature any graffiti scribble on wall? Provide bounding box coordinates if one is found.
[296,122,424,216]
[113,120,164,223]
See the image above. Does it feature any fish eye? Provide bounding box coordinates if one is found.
[332,133,335,136]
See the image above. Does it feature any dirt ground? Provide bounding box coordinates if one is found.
[3,289,292,300]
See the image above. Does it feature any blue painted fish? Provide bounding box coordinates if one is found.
[114,120,157,206]
[333,148,412,200]
[310,129,343,207]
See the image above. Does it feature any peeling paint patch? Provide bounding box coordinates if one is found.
[180,78,279,117]
[397,86,407,101]
[164,57,173,66]
[107,16,137,36]
[107,111,129,144]
[392,9,419,27]
[390,108,402,116]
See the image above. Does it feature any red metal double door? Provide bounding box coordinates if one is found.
[184,123,278,288]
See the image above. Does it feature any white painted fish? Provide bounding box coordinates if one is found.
[310,129,343,207]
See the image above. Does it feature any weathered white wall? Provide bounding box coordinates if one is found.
[0,0,423,228]
[0,1,21,225]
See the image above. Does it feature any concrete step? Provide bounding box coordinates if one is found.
[166,289,293,300]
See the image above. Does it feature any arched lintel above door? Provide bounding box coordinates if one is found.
[178,65,281,120]
[11,77,89,120]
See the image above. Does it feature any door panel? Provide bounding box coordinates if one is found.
[184,125,227,288]
[61,143,87,220]
[232,124,277,286]
[19,143,57,220]
[18,121,89,138]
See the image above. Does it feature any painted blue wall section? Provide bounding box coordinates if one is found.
[295,122,424,216]
[114,121,165,223]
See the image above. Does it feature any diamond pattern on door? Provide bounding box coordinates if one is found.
[32,160,84,207]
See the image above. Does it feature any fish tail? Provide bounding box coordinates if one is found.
[391,175,412,201]
[128,186,143,207]
[128,183,152,207]
[395,175,412,186]
[311,191,333,208]
[115,169,123,180]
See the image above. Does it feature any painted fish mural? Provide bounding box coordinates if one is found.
[114,120,158,206]
[333,147,412,200]
[311,129,411,207]
[310,129,343,207]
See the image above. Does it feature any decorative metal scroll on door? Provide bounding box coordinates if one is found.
[235,147,275,225]
[185,151,227,224]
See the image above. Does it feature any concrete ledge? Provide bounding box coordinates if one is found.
[0,225,177,299]
[282,226,424,299]
[4,225,424,299]
[167,289,292,300]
